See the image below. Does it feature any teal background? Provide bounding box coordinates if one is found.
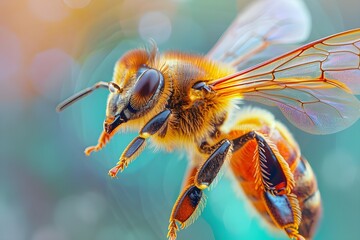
[1,0,359,240]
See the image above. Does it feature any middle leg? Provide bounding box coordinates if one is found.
[167,139,232,240]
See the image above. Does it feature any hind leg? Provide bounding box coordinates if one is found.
[232,130,305,239]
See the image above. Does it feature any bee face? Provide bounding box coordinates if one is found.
[104,50,165,134]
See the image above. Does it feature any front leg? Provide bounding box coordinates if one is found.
[84,130,113,156]
[168,139,232,240]
[109,109,171,177]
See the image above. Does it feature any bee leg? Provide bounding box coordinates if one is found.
[262,192,304,240]
[84,130,113,156]
[167,140,232,239]
[167,165,202,240]
[168,184,205,240]
[232,131,295,195]
[108,136,146,177]
[253,134,304,239]
[108,109,171,177]
[194,139,232,189]
[235,132,303,239]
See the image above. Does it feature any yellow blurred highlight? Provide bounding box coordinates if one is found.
[63,0,92,9]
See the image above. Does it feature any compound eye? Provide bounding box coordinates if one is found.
[132,68,162,107]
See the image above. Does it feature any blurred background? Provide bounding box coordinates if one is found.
[1,0,359,239]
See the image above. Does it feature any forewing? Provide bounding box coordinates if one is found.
[209,29,360,134]
[207,0,311,69]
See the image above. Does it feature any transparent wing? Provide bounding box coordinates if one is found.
[209,29,360,134]
[206,0,311,69]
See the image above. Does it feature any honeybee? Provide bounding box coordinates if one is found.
[57,0,360,239]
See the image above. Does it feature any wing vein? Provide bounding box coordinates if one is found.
[209,28,360,134]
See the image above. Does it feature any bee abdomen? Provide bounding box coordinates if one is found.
[292,157,322,239]
[230,139,322,239]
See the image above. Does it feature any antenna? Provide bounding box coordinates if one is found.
[56,81,109,112]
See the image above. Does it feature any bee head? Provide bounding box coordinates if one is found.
[104,48,165,134]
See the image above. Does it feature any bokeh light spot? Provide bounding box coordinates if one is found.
[0,27,22,82]
[63,0,92,9]
[28,0,69,22]
[75,191,106,225]
[321,149,359,189]
[138,11,172,44]
[29,48,79,100]
[32,226,68,240]
[54,192,106,236]
[0,197,26,240]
